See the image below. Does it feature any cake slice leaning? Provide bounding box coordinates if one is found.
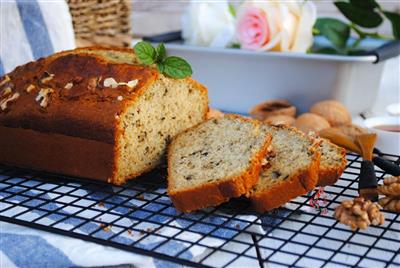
[249,124,321,212]
[317,138,347,186]
[167,115,272,213]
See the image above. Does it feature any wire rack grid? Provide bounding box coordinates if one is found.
[0,153,399,268]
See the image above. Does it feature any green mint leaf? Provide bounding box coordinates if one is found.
[162,56,193,79]
[134,41,156,65]
[228,3,236,18]
[334,1,383,28]
[156,43,166,62]
[383,11,400,39]
[157,62,165,73]
[349,0,379,10]
[315,18,350,49]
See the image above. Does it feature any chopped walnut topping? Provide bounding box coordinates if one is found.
[117,95,123,101]
[115,114,120,120]
[26,84,36,93]
[103,77,118,88]
[64,82,73,90]
[87,77,98,92]
[2,87,12,97]
[103,78,139,90]
[0,92,20,111]
[125,79,139,88]
[0,75,11,88]
[35,88,54,108]
[40,73,55,84]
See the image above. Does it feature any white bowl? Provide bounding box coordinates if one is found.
[363,116,400,155]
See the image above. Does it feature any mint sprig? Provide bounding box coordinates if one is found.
[134,41,156,65]
[134,41,192,79]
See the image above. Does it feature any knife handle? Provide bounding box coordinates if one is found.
[373,156,400,176]
[359,160,377,189]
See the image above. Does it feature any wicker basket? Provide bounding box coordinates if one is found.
[67,0,132,47]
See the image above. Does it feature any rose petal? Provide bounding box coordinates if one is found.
[236,6,270,50]
[182,1,235,47]
[291,1,317,52]
[279,4,297,52]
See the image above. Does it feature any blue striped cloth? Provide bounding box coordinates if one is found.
[0,0,75,75]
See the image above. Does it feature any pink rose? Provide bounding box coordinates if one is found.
[236,1,317,52]
[236,7,271,50]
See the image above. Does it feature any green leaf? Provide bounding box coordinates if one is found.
[349,0,379,10]
[134,41,156,65]
[313,47,342,55]
[315,18,350,49]
[312,28,320,35]
[156,43,166,62]
[228,3,236,18]
[157,62,165,73]
[230,43,241,49]
[384,11,400,39]
[162,56,193,79]
[347,49,367,55]
[134,42,193,79]
[334,2,383,28]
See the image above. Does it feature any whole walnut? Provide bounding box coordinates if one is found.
[293,113,330,134]
[310,100,351,126]
[335,124,368,138]
[250,99,296,121]
[264,115,295,126]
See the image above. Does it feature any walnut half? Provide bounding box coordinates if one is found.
[378,176,400,197]
[334,197,384,230]
[378,176,400,213]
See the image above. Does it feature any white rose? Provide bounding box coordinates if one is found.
[182,1,235,48]
[236,0,317,52]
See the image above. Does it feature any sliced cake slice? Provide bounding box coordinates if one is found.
[317,138,347,186]
[250,124,321,212]
[167,115,272,213]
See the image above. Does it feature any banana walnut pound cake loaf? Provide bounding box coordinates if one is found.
[0,47,208,185]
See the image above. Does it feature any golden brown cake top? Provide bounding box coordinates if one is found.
[0,48,158,144]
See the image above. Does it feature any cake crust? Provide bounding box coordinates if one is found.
[0,126,114,180]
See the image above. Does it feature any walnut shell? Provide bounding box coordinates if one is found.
[293,113,330,134]
[310,100,351,127]
[250,99,296,121]
[264,115,295,126]
[334,124,368,138]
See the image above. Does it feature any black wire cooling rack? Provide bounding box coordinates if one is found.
[0,153,399,268]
